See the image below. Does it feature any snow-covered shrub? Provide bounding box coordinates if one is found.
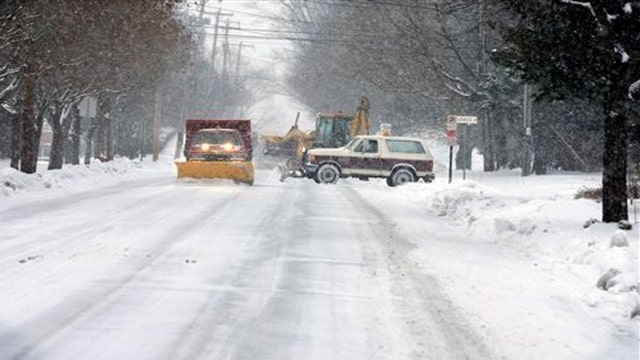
[618,220,633,230]
[597,268,621,291]
[610,230,629,247]
[574,186,602,201]
[583,218,599,228]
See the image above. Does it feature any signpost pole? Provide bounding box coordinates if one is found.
[449,145,453,184]
[463,124,467,180]
[452,115,477,181]
[446,115,457,184]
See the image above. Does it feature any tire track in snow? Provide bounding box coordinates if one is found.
[339,186,495,360]
[0,182,169,267]
[1,184,247,360]
[166,182,293,360]
[0,176,170,221]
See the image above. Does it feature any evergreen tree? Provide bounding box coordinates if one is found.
[492,0,640,222]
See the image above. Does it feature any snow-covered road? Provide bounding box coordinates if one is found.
[0,171,491,360]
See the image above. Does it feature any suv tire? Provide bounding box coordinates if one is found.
[389,168,415,187]
[316,164,340,184]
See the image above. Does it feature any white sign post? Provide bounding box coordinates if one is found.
[446,116,457,183]
[447,115,478,182]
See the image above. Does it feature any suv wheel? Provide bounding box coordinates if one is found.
[316,164,340,184]
[388,168,415,187]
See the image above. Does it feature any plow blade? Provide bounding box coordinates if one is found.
[175,161,254,185]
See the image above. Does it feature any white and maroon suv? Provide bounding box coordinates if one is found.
[302,135,435,186]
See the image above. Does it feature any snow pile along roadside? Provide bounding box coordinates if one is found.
[402,176,639,323]
[0,156,170,199]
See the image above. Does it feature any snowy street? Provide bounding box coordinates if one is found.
[0,169,493,360]
[0,151,638,359]
[3,1,640,359]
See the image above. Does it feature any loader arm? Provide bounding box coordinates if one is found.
[349,96,371,137]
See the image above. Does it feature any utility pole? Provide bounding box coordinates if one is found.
[220,20,241,79]
[202,9,233,72]
[235,42,255,81]
[212,10,221,71]
[152,79,163,162]
[522,83,533,176]
[222,18,231,80]
[478,0,494,172]
[198,0,206,21]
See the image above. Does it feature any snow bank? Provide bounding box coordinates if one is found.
[362,167,639,358]
[1,157,141,197]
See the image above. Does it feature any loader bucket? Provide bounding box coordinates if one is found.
[175,161,254,185]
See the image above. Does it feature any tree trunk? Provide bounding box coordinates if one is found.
[106,115,114,160]
[48,105,65,170]
[94,95,112,161]
[532,123,548,175]
[48,122,65,169]
[10,112,21,170]
[94,117,106,160]
[494,117,509,170]
[153,80,163,162]
[482,109,495,171]
[84,118,97,165]
[19,70,37,174]
[66,103,81,165]
[601,54,631,222]
[602,100,628,222]
[174,131,183,160]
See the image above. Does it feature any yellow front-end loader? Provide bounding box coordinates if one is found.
[277,96,373,181]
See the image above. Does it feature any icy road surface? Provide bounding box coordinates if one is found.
[0,172,491,360]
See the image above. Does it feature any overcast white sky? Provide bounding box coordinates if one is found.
[193,0,292,74]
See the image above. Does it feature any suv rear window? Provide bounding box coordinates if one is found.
[385,140,425,154]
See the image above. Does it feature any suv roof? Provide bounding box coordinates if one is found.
[353,134,425,142]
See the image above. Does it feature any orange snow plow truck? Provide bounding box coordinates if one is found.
[174,119,254,185]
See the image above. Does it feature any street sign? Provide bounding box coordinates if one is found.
[454,115,478,124]
[446,115,457,130]
[446,115,457,146]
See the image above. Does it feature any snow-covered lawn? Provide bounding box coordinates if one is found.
[1,144,638,359]
[355,171,638,358]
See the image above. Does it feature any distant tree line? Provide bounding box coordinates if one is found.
[280,0,640,222]
[0,0,256,171]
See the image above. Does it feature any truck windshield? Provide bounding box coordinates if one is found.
[193,130,242,146]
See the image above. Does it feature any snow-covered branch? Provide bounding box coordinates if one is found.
[1,102,17,115]
[628,78,640,100]
[0,64,21,81]
[560,0,596,17]
[0,76,19,103]
[431,58,479,98]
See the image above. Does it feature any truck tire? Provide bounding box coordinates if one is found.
[285,157,299,170]
[388,168,415,187]
[316,164,340,184]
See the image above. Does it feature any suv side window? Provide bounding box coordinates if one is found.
[385,140,425,154]
[354,139,378,153]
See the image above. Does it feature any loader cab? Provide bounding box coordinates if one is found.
[314,114,353,148]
